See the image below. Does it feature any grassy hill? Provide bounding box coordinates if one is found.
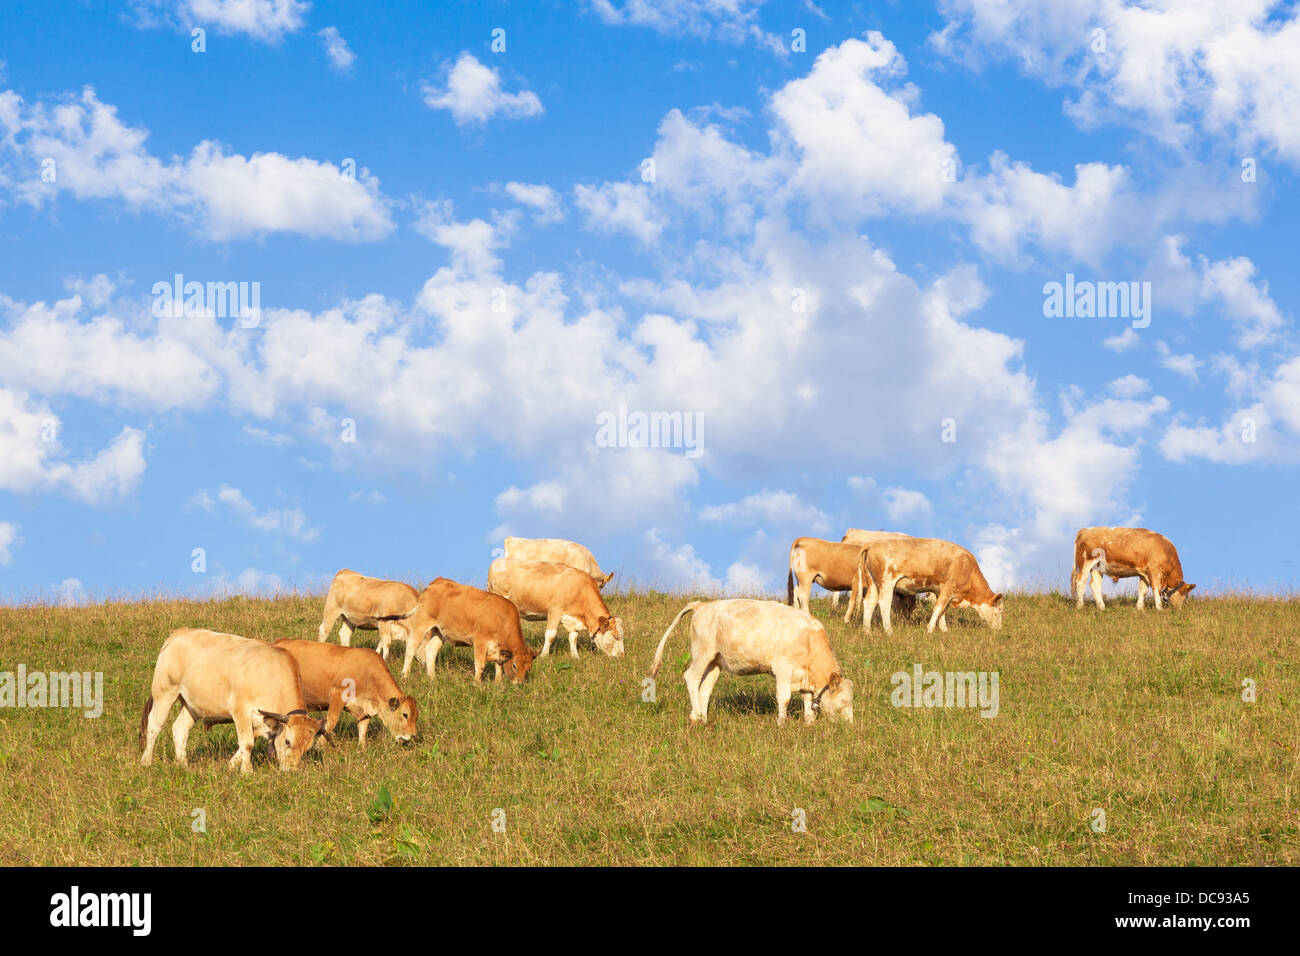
[0,590,1295,865]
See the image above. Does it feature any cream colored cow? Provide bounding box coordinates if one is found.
[863,537,1003,633]
[317,569,420,661]
[650,599,853,726]
[503,537,614,589]
[139,628,328,773]
[1071,527,1195,610]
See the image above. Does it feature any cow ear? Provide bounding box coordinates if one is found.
[993,593,1003,606]
[598,615,610,631]
[829,672,842,689]
[1184,583,1196,593]
[388,697,401,711]
[258,709,288,725]
[605,572,615,584]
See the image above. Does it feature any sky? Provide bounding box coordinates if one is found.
[1,0,1298,604]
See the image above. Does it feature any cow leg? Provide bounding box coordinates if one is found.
[338,620,354,648]
[1089,566,1106,610]
[567,628,581,659]
[862,577,880,631]
[1075,559,1097,608]
[356,716,371,749]
[1150,571,1164,610]
[375,621,392,660]
[472,642,487,684]
[1136,577,1148,610]
[540,609,563,657]
[317,597,341,642]
[422,634,443,679]
[774,671,793,727]
[230,712,256,773]
[171,706,195,767]
[141,686,182,766]
[842,585,859,625]
[880,578,901,635]
[324,687,346,739]
[829,591,841,609]
[697,662,722,723]
[927,590,952,634]
[683,656,710,724]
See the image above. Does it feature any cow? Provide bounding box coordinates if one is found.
[488,557,625,659]
[399,577,536,683]
[139,628,329,773]
[650,599,853,726]
[317,569,420,662]
[862,537,1003,633]
[833,529,918,622]
[503,536,614,589]
[1071,527,1195,610]
[271,640,417,747]
[786,537,869,623]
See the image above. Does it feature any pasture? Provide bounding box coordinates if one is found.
[0,590,1295,865]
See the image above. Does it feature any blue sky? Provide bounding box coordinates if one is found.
[2,0,1298,603]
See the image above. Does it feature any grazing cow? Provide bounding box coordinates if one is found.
[863,537,1003,633]
[488,557,625,658]
[1071,527,1195,610]
[650,599,853,726]
[271,640,418,747]
[317,569,420,661]
[834,530,918,622]
[400,577,536,683]
[139,628,328,773]
[503,536,615,589]
[786,537,869,623]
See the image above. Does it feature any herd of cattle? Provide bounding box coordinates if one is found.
[138,526,1194,771]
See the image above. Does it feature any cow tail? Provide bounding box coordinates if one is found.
[650,601,703,678]
[138,695,153,752]
[786,568,794,606]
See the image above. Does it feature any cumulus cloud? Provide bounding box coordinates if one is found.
[133,0,310,43]
[192,484,320,540]
[0,87,394,240]
[700,489,830,534]
[421,53,543,125]
[318,26,356,72]
[587,0,785,53]
[0,522,19,565]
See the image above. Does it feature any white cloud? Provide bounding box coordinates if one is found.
[587,0,785,53]
[932,1,1300,166]
[573,182,665,245]
[196,483,320,540]
[318,26,356,72]
[57,578,85,606]
[412,198,510,275]
[1103,327,1140,352]
[421,53,543,125]
[1156,340,1203,382]
[0,388,146,503]
[641,528,720,592]
[1109,374,1149,398]
[181,0,308,42]
[724,560,767,594]
[882,487,933,523]
[700,489,830,534]
[0,522,19,565]
[503,181,563,224]
[0,87,393,241]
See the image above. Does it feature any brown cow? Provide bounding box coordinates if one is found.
[140,628,329,773]
[503,536,614,589]
[1071,527,1195,610]
[317,569,420,661]
[863,537,1003,633]
[786,537,869,623]
[836,529,918,621]
[271,640,417,747]
[400,577,536,683]
[487,557,625,658]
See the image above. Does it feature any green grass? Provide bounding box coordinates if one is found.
[0,591,1296,865]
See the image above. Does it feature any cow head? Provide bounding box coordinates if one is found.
[974,593,1004,630]
[1164,582,1196,609]
[814,672,854,723]
[501,642,535,684]
[380,694,419,743]
[259,709,330,770]
[592,616,625,657]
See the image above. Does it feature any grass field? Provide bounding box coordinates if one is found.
[0,590,1296,866]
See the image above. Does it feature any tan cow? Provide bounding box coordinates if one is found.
[1071,527,1195,610]
[503,536,614,589]
[400,577,536,683]
[317,569,420,662]
[834,529,918,622]
[271,640,418,747]
[863,537,1003,633]
[487,557,625,658]
[650,599,853,726]
[139,628,328,773]
[786,537,869,623]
